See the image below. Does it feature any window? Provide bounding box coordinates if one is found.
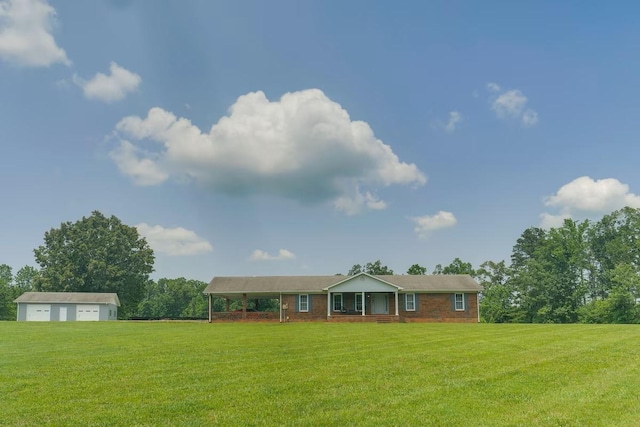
[455,293,465,311]
[405,293,416,311]
[333,293,343,311]
[299,294,309,312]
[355,294,363,312]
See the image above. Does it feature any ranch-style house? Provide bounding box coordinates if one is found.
[204,272,482,323]
[14,292,120,322]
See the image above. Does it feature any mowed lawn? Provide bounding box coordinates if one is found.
[1,322,639,427]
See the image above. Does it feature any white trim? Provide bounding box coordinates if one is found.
[333,293,343,312]
[323,272,403,291]
[299,294,309,312]
[355,293,363,312]
[454,293,465,311]
[405,293,416,311]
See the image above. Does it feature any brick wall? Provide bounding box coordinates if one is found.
[282,294,327,321]
[209,292,479,323]
[402,293,479,323]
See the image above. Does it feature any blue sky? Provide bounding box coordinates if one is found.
[2,0,640,281]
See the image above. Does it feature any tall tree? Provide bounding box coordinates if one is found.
[348,261,394,275]
[348,264,363,275]
[364,260,394,275]
[407,264,427,275]
[442,258,475,276]
[14,266,39,293]
[34,211,155,318]
[476,260,520,323]
[0,264,15,320]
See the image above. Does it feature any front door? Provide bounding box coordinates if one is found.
[371,294,389,314]
[59,306,67,321]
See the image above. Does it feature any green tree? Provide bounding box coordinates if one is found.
[510,219,591,323]
[0,264,15,320]
[442,258,475,276]
[348,264,363,275]
[137,278,209,318]
[407,264,427,275]
[476,260,521,323]
[364,260,393,275]
[14,265,39,293]
[34,211,155,318]
[348,260,394,275]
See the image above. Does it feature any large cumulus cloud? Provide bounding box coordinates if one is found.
[111,89,426,214]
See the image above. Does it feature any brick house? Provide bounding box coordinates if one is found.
[204,272,482,323]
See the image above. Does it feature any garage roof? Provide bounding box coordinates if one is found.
[14,292,120,306]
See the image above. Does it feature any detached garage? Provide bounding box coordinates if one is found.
[14,292,120,322]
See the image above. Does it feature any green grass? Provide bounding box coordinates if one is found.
[1,322,639,426]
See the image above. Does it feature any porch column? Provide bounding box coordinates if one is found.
[394,291,399,316]
[208,294,212,323]
[225,298,230,312]
[242,293,247,319]
[362,292,365,316]
[279,293,282,323]
[327,292,331,317]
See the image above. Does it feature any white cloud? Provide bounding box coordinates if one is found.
[0,0,69,67]
[487,82,501,92]
[488,84,539,127]
[73,62,141,102]
[111,89,426,213]
[411,211,457,238]
[333,189,386,215]
[136,223,213,256]
[444,111,462,132]
[109,140,168,186]
[521,109,539,127]
[250,249,296,262]
[492,90,527,118]
[539,212,571,229]
[540,176,640,228]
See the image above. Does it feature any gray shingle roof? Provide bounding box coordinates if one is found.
[14,292,120,306]
[204,274,481,296]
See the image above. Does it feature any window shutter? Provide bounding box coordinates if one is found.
[308,295,312,312]
[464,294,469,312]
[295,295,299,312]
[414,294,419,311]
[451,294,456,311]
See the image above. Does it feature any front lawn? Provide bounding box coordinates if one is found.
[1,322,638,426]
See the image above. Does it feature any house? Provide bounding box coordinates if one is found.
[14,292,120,322]
[204,272,482,323]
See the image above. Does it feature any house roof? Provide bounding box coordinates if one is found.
[14,292,121,306]
[204,273,481,297]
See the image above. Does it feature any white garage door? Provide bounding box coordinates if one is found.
[76,305,100,321]
[26,304,51,321]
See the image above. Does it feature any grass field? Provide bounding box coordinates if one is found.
[1,322,639,426]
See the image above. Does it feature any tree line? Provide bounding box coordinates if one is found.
[2,208,640,323]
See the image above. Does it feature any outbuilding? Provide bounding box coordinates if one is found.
[14,292,120,321]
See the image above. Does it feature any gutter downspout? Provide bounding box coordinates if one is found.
[208,294,212,323]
